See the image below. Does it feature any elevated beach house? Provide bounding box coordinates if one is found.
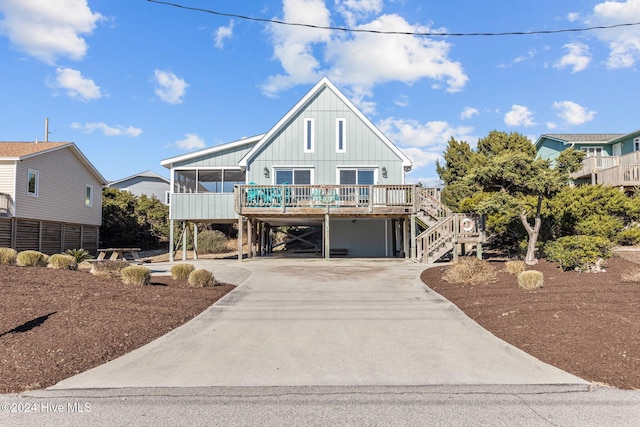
[536,130,640,187]
[161,78,483,262]
[0,141,107,253]
[108,170,171,205]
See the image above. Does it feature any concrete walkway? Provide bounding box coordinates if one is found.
[52,258,587,389]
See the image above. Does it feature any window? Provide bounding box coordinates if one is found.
[173,169,246,193]
[85,185,93,207]
[635,138,640,152]
[581,147,603,157]
[27,169,39,197]
[165,191,170,205]
[304,118,315,153]
[338,169,375,185]
[275,168,312,185]
[336,118,346,153]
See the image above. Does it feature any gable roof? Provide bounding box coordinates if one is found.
[0,141,107,184]
[160,134,265,169]
[535,134,624,147]
[238,77,413,170]
[109,170,169,186]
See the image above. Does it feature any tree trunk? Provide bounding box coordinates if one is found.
[520,196,543,266]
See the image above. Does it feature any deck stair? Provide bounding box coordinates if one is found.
[414,187,484,263]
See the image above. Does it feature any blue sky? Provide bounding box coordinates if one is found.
[1,1,639,185]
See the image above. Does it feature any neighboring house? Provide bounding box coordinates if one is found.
[161,77,483,262]
[536,131,640,187]
[0,141,107,254]
[108,170,171,204]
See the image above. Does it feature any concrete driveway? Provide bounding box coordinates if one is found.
[52,258,587,389]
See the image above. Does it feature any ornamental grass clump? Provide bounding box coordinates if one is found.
[90,260,129,278]
[48,253,78,270]
[188,269,215,287]
[504,260,526,275]
[0,247,17,265]
[121,265,151,286]
[442,257,496,286]
[517,270,544,290]
[171,263,195,281]
[16,250,48,267]
[620,267,640,284]
[65,248,93,263]
[197,230,229,254]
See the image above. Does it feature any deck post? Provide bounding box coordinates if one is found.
[169,219,174,262]
[410,214,417,260]
[403,216,409,259]
[182,221,187,261]
[324,213,330,260]
[193,223,198,260]
[247,218,253,259]
[237,215,243,262]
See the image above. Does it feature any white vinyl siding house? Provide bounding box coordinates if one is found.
[0,142,106,253]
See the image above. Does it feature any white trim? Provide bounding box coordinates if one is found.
[272,166,315,185]
[304,118,315,153]
[238,77,412,170]
[336,118,346,153]
[27,169,39,197]
[336,167,378,185]
[161,134,264,169]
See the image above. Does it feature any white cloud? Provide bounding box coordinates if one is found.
[588,0,640,68]
[554,42,591,73]
[460,107,479,120]
[401,147,442,169]
[405,175,442,187]
[48,67,101,101]
[553,100,596,125]
[214,20,234,49]
[546,122,558,130]
[513,49,538,64]
[394,95,409,107]
[335,0,383,27]
[567,12,580,22]
[262,1,468,107]
[0,0,103,64]
[504,105,535,127]
[154,69,188,104]
[176,133,206,150]
[71,122,142,137]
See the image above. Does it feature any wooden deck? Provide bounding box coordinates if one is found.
[572,152,640,187]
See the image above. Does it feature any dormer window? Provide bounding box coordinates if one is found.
[304,118,315,153]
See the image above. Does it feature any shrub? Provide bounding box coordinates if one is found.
[517,270,544,290]
[90,260,129,277]
[0,247,17,265]
[65,248,93,263]
[442,257,496,285]
[544,235,612,272]
[188,269,215,287]
[616,227,640,246]
[16,250,48,267]
[48,254,78,270]
[504,260,526,275]
[171,263,195,281]
[620,267,640,283]
[121,265,151,286]
[197,230,229,254]
[575,214,624,240]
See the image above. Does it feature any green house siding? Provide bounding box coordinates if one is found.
[247,86,404,185]
[172,143,256,169]
[170,193,236,221]
[536,138,565,162]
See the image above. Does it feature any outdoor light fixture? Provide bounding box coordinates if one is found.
[263,167,270,178]
[381,167,387,178]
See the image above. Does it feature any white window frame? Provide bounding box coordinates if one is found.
[303,118,315,153]
[272,166,315,185]
[634,138,640,152]
[581,147,603,157]
[336,166,378,185]
[336,118,346,153]
[85,185,93,207]
[27,169,39,197]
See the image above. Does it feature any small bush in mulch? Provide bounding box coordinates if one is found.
[620,267,640,283]
[544,235,612,272]
[121,265,151,286]
[48,254,78,270]
[0,247,17,265]
[171,263,195,281]
[90,260,129,278]
[16,250,48,267]
[517,270,544,290]
[504,260,526,275]
[442,257,496,286]
[65,248,93,263]
[188,269,215,287]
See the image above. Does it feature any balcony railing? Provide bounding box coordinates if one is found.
[573,152,640,186]
[572,156,620,179]
[236,184,416,215]
[0,193,14,217]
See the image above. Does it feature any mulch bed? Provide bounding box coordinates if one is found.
[0,265,233,394]
[421,256,640,390]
